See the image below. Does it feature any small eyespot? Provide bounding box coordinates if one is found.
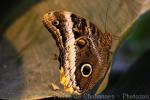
[77,38,87,48]
[81,64,92,77]
[52,20,59,26]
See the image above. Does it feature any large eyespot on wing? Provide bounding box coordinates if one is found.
[81,64,92,77]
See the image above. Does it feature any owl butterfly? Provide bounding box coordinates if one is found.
[42,10,112,95]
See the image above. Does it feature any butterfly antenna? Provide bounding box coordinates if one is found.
[104,1,111,33]
[104,7,108,33]
[104,1,120,40]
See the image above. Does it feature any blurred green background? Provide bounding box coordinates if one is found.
[112,10,150,73]
[106,10,150,97]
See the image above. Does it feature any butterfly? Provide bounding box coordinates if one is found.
[42,10,112,95]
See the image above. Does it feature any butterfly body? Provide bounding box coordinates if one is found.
[42,11,112,95]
